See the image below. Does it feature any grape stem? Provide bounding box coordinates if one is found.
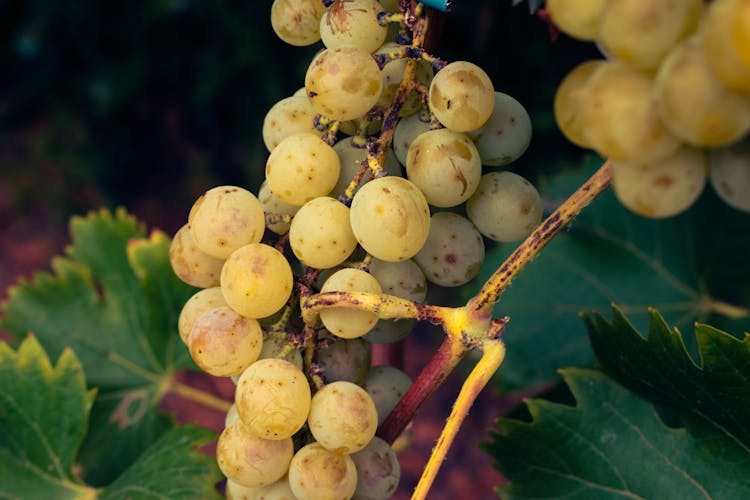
[169,379,232,413]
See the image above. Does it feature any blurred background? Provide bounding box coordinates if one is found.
[0,0,600,497]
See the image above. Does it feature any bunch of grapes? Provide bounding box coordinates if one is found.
[549,0,750,217]
[169,0,539,498]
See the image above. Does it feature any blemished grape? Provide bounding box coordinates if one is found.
[350,176,431,262]
[255,476,296,499]
[258,181,300,236]
[221,243,293,319]
[429,61,495,132]
[598,0,703,70]
[320,0,388,53]
[271,0,326,47]
[262,95,321,152]
[235,358,312,440]
[553,60,603,149]
[376,42,434,116]
[188,306,263,377]
[217,421,294,488]
[350,437,401,500]
[320,268,382,339]
[701,0,750,94]
[580,61,681,164]
[178,287,228,344]
[289,197,358,269]
[654,37,750,147]
[610,145,708,218]
[365,365,412,425]
[467,171,543,243]
[265,132,341,205]
[188,186,266,259]
[392,112,432,167]
[317,336,371,385]
[169,224,224,288]
[259,334,304,370]
[225,478,260,500]
[308,381,379,453]
[467,91,532,166]
[405,128,482,207]
[368,258,427,303]
[414,212,485,287]
[288,443,358,500]
[709,145,750,213]
[305,46,384,121]
[330,136,403,199]
[546,0,607,41]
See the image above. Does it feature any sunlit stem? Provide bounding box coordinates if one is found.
[467,161,612,317]
[412,339,506,500]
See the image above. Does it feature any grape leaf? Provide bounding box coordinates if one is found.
[0,208,198,484]
[485,367,750,499]
[467,157,750,388]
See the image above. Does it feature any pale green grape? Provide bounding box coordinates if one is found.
[217,421,294,487]
[546,0,607,41]
[467,171,543,243]
[188,306,263,377]
[610,145,707,218]
[701,0,750,94]
[271,0,326,47]
[320,268,382,339]
[350,176,431,261]
[255,476,296,499]
[316,336,371,386]
[598,0,703,70]
[467,91,532,166]
[225,478,260,500]
[169,224,224,288]
[235,358,311,440]
[221,243,293,319]
[392,112,432,166]
[428,61,495,132]
[709,145,750,213]
[376,42,434,116]
[363,318,415,344]
[553,60,603,148]
[330,136,402,199]
[308,381,379,453]
[259,335,304,370]
[406,128,481,207]
[225,403,240,429]
[320,0,388,53]
[288,443,358,500]
[289,196,358,269]
[265,132,341,205]
[258,180,300,235]
[178,287,228,344]
[351,437,400,500]
[305,46,383,121]
[262,95,321,152]
[580,60,681,163]
[654,37,750,147]
[368,258,426,302]
[414,212,485,287]
[188,186,266,259]
[365,365,412,425]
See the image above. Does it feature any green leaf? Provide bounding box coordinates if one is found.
[0,208,197,484]
[585,306,750,450]
[485,368,750,499]
[468,157,750,388]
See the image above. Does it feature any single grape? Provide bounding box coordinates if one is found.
[188,186,266,259]
[217,421,294,488]
[288,443,358,500]
[308,381,379,453]
[392,112,432,166]
[553,60,603,149]
[467,171,543,243]
[363,318,415,344]
[365,365,412,425]
[271,0,326,47]
[350,437,401,500]
[320,0,388,53]
[258,180,300,235]
[368,258,427,302]
[178,287,228,344]
[169,224,225,288]
[406,128,482,207]
[221,243,293,319]
[350,176,431,262]
[709,145,750,213]
[289,196,358,269]
[316,336,371,386]
[610,145,707,218]
[320,268,382,339]
[188,306,263,377]
[265,132,341,205]
[701,0,750,94]
[467,91,532,166]
[255,476,296,499]
[428,61,495,132]
[330,136,402,199]
[305,46,384,121]
[235,358,312,440]
[414,212,485,287]
[262,95,321,152]
[225,478,260,500]
[546,0,607,41]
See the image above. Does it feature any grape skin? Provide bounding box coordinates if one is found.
[320,0,388,53]
[546,0,607,41]
[262,95,321,152]
[316,336,372,386]
[376,42,434,116]
[429,61,495,132]
[169,224,224,288]
[709,145,750,213]
[350,437,401,500]
[392,112,432,167]
[258,180,300,236]
[365,365,412,425]
[320,268,382,339]
[308,381,379,454]
[289,196,358,269]
[217,421,294,488]
[553,60,603,149]
[701,0,750,94]
[330,136,403,199]
[368,258,427,303]
[177,287,228,344]
[271,0,326,47]
[467,91,532,167]
[288,443,358,500]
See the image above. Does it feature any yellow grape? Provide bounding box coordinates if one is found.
[217,421,294,488]
[553,60,602,149]
[701,0,750,94]
[258,180,300,235]
[350,437,401,499]
[392,111,432,166]
[546,0,607,41]
[288,443,358,500]
[178,287,227,345]
[169,224,224,288]
[320,0,388,53]
[262,95,321,152]
[320,268,382,339]
[289,196,358,269]
[271,0,326,47]
[709,144,750,213]
[429,61,495,132]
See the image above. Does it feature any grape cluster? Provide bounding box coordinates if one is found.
[170,1,539,498]
[549,0,750,217]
